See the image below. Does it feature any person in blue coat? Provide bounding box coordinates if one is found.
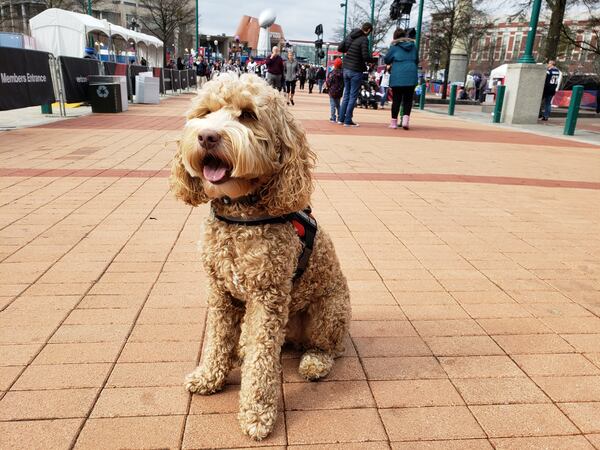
[384,28,418,130]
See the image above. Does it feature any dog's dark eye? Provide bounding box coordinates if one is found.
[240,110,257,121]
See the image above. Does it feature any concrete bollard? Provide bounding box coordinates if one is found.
[493,85,506,123]
[448,85,457,116]
[564,85,584,136]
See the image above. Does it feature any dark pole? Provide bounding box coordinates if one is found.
[518,0,542,63]
[415,0,424,59]
[195,0,199,54]
[369,0,375,52]
[342,2,348,39]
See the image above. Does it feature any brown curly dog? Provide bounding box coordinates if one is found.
[170,73,351,440]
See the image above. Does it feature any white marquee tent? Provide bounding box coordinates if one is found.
[30,8,163,66]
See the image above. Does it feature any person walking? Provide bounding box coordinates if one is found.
[337,22,373,127]
[298,64,307,90]
[307,65,317,94]
[194,56,208,88]
[540,60,560,121]
[379,65,391,108]
[326,58,344,122]
[284,51,299,105]
[384,28,418,130]
[265,46,284,91]
[316,65,326,93]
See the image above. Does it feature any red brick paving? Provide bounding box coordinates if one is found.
[1,89,600,449]
[2,168,600,191]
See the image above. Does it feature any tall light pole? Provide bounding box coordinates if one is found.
[369,0,375,52]
[195,0,199,54]
[340,2,348,39]
[87,0,92,15]
[414,0,424,59]
[518,0,542,63]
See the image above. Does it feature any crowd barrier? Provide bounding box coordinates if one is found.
[1,46,198,115]
[0,47,56,111]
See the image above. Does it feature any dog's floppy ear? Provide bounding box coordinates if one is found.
[169,140,209,206]
[261,106,316,216]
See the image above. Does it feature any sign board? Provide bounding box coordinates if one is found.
[0,47,55,110]
[60,56,101,103]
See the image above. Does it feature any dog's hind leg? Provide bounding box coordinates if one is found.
[185,287,242,395]
[299,285,351,381]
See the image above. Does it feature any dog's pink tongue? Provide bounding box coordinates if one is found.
[203,165,227,183]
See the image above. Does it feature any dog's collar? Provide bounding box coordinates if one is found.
[216,192,260,206]
[211,206,317,281]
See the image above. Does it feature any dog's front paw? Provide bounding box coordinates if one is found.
[184,368,225,395]
[238,404,277,441]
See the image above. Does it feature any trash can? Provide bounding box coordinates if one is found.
[88,75,128,112]
[88,76,123,113]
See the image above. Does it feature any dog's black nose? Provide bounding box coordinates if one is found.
[198,130,221,150]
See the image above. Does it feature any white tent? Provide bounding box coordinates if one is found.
[30,8,163,66]
[488,64,508,89]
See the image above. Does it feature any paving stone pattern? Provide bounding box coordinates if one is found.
[1,90,600,449]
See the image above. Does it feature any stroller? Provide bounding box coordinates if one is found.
[358,80,383,109]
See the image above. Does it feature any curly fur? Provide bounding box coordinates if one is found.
[171,73,351,441]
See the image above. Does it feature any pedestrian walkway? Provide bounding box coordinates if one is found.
[1,87,600,449]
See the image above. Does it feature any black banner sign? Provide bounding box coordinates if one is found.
[188,69,197,87]
[0,47,55,111]
[180,70,189,90]
[172,70,181,91]
[60,56,101,103]
[163,68,172,92]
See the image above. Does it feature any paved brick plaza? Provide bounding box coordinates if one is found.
[1,89,600,449]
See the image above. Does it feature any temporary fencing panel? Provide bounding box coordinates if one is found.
[59,56,101,102]
[103,61,128,76]
[188,69,197,87]
[180,70,189,90]
[163,68,172,92]
[172,70,181,91]
[0,47,55,110]
[153,67,165,93]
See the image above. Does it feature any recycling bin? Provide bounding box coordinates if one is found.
[88,81,121,113]
[88,75,128,112]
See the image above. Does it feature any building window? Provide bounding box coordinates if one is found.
[513,34,522,60]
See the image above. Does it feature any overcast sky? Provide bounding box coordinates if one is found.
[198,0,373,42]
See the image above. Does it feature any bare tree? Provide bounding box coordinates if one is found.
[139,0,194,66]
[333,0,396,49]
[426,0,491,97]
[560,0,600,61]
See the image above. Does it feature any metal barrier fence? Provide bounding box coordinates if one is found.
[1,46,197,116]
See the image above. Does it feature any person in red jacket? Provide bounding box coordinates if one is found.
[326,58,344,122]
[265,46,284,92]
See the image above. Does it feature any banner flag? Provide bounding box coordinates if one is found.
[60,56,100,103]
[0,47,55,111]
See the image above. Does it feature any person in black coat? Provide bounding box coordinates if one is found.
[337,22,373,126]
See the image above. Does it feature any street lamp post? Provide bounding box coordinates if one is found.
[414,0,425,59]
[369,0,375,52]
[340,2,348,39]
[87,0,92,15]
[195,0,199,55]
[518,0,542,63]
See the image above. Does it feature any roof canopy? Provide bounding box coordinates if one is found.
[30,8,162,59]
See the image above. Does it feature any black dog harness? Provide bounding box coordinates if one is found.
[212,205,318,281]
